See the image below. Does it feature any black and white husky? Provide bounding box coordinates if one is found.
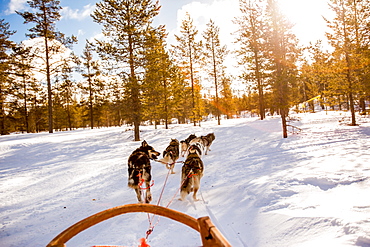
[180,144,204,201]
[127,140,160,203]
[158,139,180,174]
[189,132,215,155]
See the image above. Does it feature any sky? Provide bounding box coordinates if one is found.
[0,0,334,95]
[0,0,333,55]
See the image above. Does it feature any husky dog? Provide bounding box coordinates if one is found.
[201,133,215,155]
[189,132,215,155]
[180,140,187,157]
[128,140,160,203]
[180,134,197,157]
[180,144,204,201]
[159,139,180,174]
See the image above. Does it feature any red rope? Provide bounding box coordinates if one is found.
[137,172,154,190]
[155,168,172,206]
[139,180,154,190]
[143,165,193,242]
[145,168,172,240]
[164,170,193,208]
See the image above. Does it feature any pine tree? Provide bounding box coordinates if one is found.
[10,44,38,133]
[142,26,168,128]
[172,12,203,126]
[142,26,186,129]
[300,42,333,112]
[235,0,268,120]
[107,76,125,126]
[202,19,229,125]
[167,61,190,124]
[79,41,102,129]
[17,0,77,133]
[0,19,16,135]
[265,0,300,138]
[91,0,160,141]
[325,0,370,124]
[219,75,236,118]
[54,60,78,130]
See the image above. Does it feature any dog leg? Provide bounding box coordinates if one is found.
[170,163,175,174]
[145,189,152,203]
[135,188,143,203]
[192,176,201,201]
[179,190,187,201]
[145,182,152,203]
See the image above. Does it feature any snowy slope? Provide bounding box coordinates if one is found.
[1,111,370,247]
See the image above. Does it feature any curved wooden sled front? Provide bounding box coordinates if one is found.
[46,203,231,247]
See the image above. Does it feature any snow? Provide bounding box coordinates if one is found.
[1,111,370,247]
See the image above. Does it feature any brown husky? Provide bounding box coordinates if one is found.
[159,139,180,174]
[179,144,204,201]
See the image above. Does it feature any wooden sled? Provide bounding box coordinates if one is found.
[46,203,231,247]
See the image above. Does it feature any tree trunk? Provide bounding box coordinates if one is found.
[211,40,221,126]
[254,50,265,120]
[0,85,6,135]
[88,75,94,129]
[164,79,169,129]
[281,108,288,138]
[189,49,196,126]
[42,3,53,134]
[128,34,140,141]
[22,74,29,133]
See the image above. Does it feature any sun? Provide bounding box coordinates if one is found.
[278,0,332,45]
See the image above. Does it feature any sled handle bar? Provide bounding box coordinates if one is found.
[46,203,231,247]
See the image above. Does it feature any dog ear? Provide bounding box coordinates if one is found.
[142,140,148,147]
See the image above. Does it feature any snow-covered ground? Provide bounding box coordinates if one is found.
[1,111,370,247]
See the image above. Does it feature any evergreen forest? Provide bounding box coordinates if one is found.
[1,0,369,139]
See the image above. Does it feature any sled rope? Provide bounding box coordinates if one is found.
[145,169,193,241]
[137,172,154,190]
[154,159,184,165]
[165,170,193,208]
[145,168,172,239]
[187,173,198,178]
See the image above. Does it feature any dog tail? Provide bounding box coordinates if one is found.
[181,174,193,194]
[181,167,193,193]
